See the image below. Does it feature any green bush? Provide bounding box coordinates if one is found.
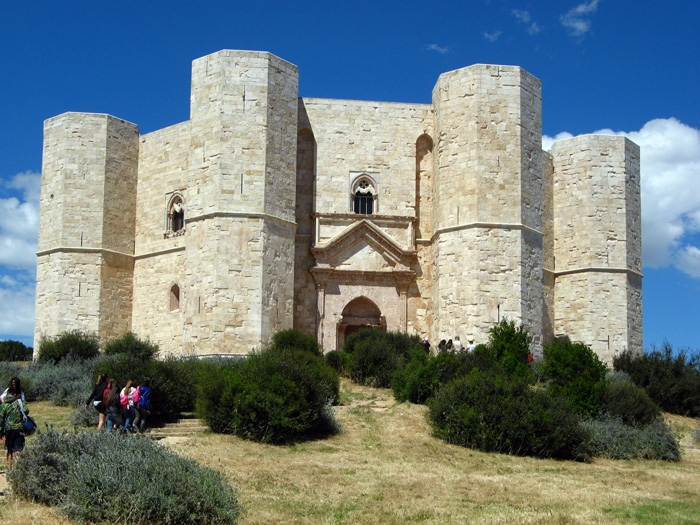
[325,350,351,375]
[427,368,589,460]
[540,339,607,417]
[271,329,322,356]
[392,352,466,404]
[104,331,159,360]
[9,429,242,523]
[344,328,425,388]
[600,372,660,426]
[481,319,532,376]
[582,415,681,461]
[614,343,700,417]
[0,340,33,361]
[37,330,99,364]
[197,346,340,444]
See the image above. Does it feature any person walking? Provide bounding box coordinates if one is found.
[453,336,463,353]
[103,379,122,433]
[133,378,151,434]
[120,380,138,434]
[85,373,109,430]
[1,377,25,403]
[0,387,27,471]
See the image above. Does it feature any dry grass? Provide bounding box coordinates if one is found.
[3,380,700,524]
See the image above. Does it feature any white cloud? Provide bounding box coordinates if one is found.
[512,10,542,35]
[512,10,531,24]
[560,0,601,36]
[0,171,40,270]
[544,117,700,279]
[484,30,503,42]
[426,43,450,55]
[0,171,40,341]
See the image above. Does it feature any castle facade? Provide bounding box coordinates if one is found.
[34,50,642,362]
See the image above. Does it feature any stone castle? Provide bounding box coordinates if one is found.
[34,50,642,362]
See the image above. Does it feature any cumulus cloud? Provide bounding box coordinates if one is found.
[0,171,40,341]
[544,117,700,279]
[483,30,503,42]
[0,171,40,269]
[560,0,601,36]
[426,43,450,55]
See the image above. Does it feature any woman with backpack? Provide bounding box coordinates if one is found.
[104,378,122,433]
[133,377,151,434]
[120,379,138,434]
[84,373,109,430]
[0,386,28,470]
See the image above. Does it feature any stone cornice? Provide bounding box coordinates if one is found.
[37,246,134,259]
[432,222,544,240]
[313,212,415,223]
[310,267,415,285]
[187,211,296,227]
[544,267,644,278]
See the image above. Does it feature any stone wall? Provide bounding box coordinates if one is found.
[551,135,643,360]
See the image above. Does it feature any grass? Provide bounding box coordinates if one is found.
[3,379,700,524]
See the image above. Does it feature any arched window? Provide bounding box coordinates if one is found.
[351,176,377,215]
[165,193,186,237]
[169,284,180,311]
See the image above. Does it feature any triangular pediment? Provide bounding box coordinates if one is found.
[312,220,414,270]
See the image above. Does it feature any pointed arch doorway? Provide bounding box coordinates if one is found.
[337,296,386,349]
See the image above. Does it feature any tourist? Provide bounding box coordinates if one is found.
[120,379,138,434]
[438,339,447,353]
[0,377,25,402]
[133,377,151,434]
[0,387,27,470]
[423,338,431,354]
[466,337,477,352]
[453,336,463,353]
[104,378,122,433]
[446,339,453,352]
[85,373,109,430]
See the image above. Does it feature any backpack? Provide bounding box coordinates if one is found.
[102,385,112,404]
[131,388,141,407]
[120,391,130,409]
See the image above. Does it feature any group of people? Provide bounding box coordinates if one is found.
[423,335,477,355]
[85,374,151,434]
[0,377,28,471]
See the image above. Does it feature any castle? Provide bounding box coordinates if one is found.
[34,50,642,363]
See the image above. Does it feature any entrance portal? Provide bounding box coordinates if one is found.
[337,297,386,349]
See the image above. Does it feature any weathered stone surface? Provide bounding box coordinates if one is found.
[34,50,642,363]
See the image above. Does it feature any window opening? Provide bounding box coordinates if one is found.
[352,177,377,215]
[170,284,180,311]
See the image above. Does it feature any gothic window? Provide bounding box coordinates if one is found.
[169,284,180,311]
[352,176,377,215]
[165,193,186,238]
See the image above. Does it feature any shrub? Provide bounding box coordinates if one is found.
[582,415,681,461]
[37,330,99,364]
[104,332,159,361]
[693,426,700,446]
[9,429,243,523]
[600,372,660,426]
[271,329,322,356]
[197,346,340,444]
[392,352,466,404]
[614,343,700,417]
[325,350,350,374]
[344,328,425,388]
[427,368,589,460]
[0,340,33,361]
[481,319,532,376]
[540,339,607,417]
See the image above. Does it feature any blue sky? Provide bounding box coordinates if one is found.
[1,1,699,351]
